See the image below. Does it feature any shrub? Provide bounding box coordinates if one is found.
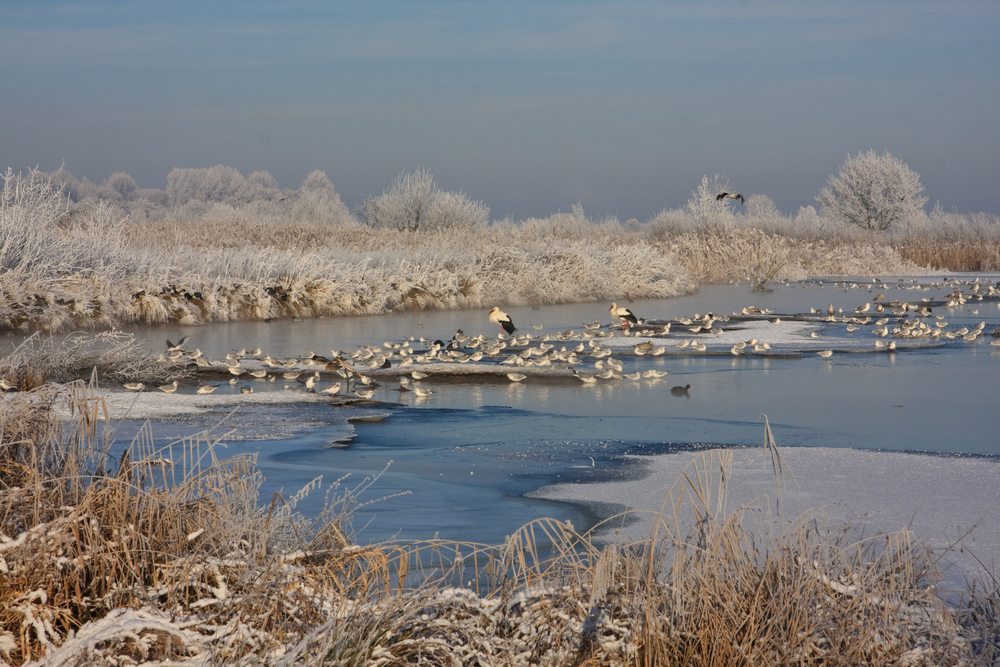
[291,170,356,227]
[166,165,248,206]
[361,169,488,232]
[103,171,137,200]
[817,150,927,232]
[686,174,735,230]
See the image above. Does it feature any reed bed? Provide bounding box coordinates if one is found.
[1,385,997,665]
[7,168,999,333]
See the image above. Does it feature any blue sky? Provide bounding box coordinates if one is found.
[2,1,998,219]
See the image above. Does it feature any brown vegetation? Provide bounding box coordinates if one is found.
[0,385,996,665]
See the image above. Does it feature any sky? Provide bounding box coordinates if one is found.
[1,1,998,220]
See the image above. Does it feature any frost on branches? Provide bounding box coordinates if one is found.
[817,150,927,232]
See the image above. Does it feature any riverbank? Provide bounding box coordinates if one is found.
[535,445,1000,591]
[3,386,997,665]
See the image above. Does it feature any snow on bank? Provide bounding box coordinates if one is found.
[80,388,334,420]
[534,446,1000,585]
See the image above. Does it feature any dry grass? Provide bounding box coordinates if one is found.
[1,386,997,665]
[0,331,185,391]
[888,213,1000,272]
[8,168,999,333]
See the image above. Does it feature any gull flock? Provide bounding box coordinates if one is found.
[74,276,998,404]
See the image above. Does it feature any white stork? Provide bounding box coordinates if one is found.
[489,306,516,335]
[609,302,639,330]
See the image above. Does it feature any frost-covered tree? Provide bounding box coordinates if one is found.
[361,169,488,232]
[686,174,734,229]
[817,150,926,232]
[166,165,247,205]
[104,172,137,200]
[291,170,355,227]
[744,194,780,220]
[245,169,280,199]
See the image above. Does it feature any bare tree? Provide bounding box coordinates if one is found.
[817,150,926,232]
[362,169,488,232]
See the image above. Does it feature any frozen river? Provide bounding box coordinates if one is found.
[98,276,1000,546]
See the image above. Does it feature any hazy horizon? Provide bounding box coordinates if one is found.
[2,1,998,220]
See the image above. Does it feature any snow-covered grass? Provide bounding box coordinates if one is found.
[1,386,997,665]
[2,166,998,333]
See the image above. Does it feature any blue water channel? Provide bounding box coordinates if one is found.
[97,277,1000,545]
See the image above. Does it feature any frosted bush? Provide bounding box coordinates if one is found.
[291,170,356,227]
[167,165,248,205]
[817,150,927,232]
[687,175,735,231]
[362,169,488,232]
[103,171,137,200]
[744,194,780,220]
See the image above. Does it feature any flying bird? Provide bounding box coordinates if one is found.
[609,302,639,330]
[716,192,745,204]
[489,307,516,335]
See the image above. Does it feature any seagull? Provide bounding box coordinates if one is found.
[715,192,745,204]
[489,307,516,335]
[610,302,639,330]
[158,380,179,394]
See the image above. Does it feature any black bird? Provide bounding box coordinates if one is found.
[670,384,691,396]
[716,192,745,204]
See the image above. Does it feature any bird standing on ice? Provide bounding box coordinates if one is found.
[489,307,516,335]
[609,302,639,330]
